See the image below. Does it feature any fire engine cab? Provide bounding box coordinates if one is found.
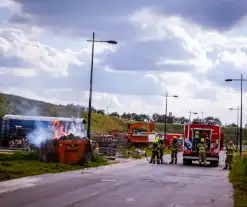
[183,121,224,167]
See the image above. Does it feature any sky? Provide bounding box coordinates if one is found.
[1,0,247,125]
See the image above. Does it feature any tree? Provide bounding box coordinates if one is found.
[110,112,120,117]
[228,123,237,127]
[204,116,222,126]
[0,94,7,118]
[48,105,59,117]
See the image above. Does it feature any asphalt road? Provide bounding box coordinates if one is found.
[0,154,233,207]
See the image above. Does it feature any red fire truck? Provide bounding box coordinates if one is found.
[183,123,224,166]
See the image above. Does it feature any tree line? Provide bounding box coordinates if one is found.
[109,112,223,125]
[0,94,239,127]
[65,104,228,126]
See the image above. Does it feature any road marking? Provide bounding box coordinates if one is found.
[0,183,37,194]
[101,179,117,182]
[0,177,40,194]
[0,177,40,187]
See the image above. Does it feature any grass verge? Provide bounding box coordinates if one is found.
[228,153,247,207]
[0,152,109,182]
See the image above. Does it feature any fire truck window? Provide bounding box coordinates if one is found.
[193,130,200,138]
[202,130,211,138]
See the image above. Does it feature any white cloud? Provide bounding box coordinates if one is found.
[2,1,247,126]
[219,50,247,70]
[0,0,11,8]
[10,68,37,76]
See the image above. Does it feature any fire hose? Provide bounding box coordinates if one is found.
[144,148,169,164]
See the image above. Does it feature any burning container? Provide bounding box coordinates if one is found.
[39,134,92,165]
[0,115,87,148]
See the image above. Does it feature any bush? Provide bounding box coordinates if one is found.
[228,155,247,207]
[0,152,39,161]
[0,152,109,181]
[84,154,109,167]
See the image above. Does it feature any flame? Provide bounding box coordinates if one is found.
[51,120,59,126]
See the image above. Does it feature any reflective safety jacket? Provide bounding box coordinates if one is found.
[197,143,207,153]
[152,142,160,151]
[170,140,178,151]
[226,145,236,156]
[154,137,159,143]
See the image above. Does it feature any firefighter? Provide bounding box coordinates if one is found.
[197,138,207,166]
[158,137,165,164]
[195,130,199,138]
[223,140,236,170]
[170,136,179,164]
[150,138,160,164]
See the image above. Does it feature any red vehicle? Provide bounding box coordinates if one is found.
[183,123,224,166]
[163,133,183,152]
[127,122,154,143]
[156,133,183,151]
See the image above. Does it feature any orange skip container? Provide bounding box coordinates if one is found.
[56,140,89,165]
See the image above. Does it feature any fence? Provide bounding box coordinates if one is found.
[91,131,128,157]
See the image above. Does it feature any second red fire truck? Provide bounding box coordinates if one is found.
[183,122,224,167]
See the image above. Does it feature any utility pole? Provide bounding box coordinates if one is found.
[86,33,118,139]
[240,73,243,156]
[226,74,246,156]
[163,92,178,139]
[164,92,168,139]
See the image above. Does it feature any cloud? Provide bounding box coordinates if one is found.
[0,26,166,96]
[9,0,247,34]
[1,0,247,125]
[103,39,194,72]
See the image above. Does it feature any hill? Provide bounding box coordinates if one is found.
[0,93,246,142]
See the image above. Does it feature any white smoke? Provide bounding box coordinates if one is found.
[15,104,86,147]
[26,117,86,147]
[67,120,85,138]
[27,122,52,147]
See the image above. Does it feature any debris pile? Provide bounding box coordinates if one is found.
[59,133,86,140]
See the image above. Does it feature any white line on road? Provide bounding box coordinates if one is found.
[101,179,117,182]
[0,177,40,194]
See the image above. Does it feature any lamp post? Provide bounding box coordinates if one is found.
[164,92,178,139]
[201,112,204,123]
[106,104,115,116]
[86,32,117,139]
[229,107,240,151]
[225,74,246,156]
[187,111,198,138]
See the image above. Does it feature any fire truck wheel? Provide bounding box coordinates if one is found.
[210,160,219,167]
[183,159,192,165]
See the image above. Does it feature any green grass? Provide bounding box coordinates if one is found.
[82,112,131,132]
[228,153,247,207]
[0,152,109,182]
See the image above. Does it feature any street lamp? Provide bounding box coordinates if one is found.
[106,104,115,116]
[229,107,240,151]
[86,32,118,139]
[201,112,204,123]
[187,111,198,138]
[225,74,247,156]
[164,92,178,139]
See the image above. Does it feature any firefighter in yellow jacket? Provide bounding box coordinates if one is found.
[150,138,160,164]
[170,136,179,164]
[223,140,236,170]
[197,138,207,166]
[158,137,165,164]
